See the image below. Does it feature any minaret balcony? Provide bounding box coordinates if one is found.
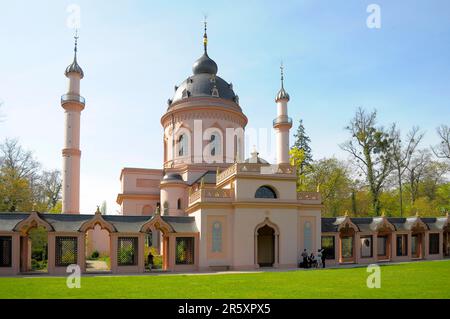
[61,94,85,106]
[273,115,292,127]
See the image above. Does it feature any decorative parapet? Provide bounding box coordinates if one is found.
[297,192,321,202]
[189,188,234,205]
[216,163,295,185]
[61,94,85,105]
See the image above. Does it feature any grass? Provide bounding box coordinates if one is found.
[0,260,449,299]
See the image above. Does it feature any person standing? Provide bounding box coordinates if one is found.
[320,248,326,268]
[147,251,154,271]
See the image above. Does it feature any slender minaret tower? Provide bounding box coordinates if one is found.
[61,31,85,214]
[273,63,292,164]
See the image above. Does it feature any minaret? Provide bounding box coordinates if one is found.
[61,31,85,214]
[273,63,292,164]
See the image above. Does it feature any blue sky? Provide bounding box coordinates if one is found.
[1,0,449,214]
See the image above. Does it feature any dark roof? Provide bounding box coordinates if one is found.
[42,214,92,232]
[322,216,448,233]
[171,73,237,105]
[162,173,184,182]
[0,212,198,234]
[162,216,199,233]
[188,170,217,185]
[193,53,218,75]
[0,213,30,231]
[321,218,338,232]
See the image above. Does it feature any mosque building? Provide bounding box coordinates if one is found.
[0,25,448,275]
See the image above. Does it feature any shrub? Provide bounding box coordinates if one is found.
[90,250,100,259]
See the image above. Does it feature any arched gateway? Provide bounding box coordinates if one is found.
[254,219,279,268]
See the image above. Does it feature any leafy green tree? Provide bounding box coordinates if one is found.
[0,139,62,212]
[341,108,395,215]
[305,158,353,216]
[289,146,307,191]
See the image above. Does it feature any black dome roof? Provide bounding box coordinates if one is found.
[192,53,218,75]
[162,173,184,182]
[172,73,237,104]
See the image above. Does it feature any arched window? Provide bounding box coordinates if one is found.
[163,201,169,215]
[178,134,185,156]
[212,221,222,252]
[207,131,221,158]
[177,198,182,210]
[255,186,277,199]
[303,221,312,252]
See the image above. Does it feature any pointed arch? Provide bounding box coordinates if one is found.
[14,212,54,234]
[336,216,359,232]
[371,216,395,232]
[254,217,280,235]
[140,215,174,235]
[407,217,428,231]
[79,213,116,233]
[254,217,280,268]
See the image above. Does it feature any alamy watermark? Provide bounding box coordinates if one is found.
[366,264,381,288]
[366,4,381,29]
[66,264,81,288]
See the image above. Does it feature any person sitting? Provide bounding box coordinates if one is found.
[300,249,308,268]
[309,253,317,268]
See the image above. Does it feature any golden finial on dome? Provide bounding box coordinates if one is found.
[203,16,208,53]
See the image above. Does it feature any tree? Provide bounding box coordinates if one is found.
[432,124,450,160]
[340,108,395,215]
[292,119,313,169]
[0,138,40,181]
[420,161,449,201]
[391,126,424,216]
[405,149,431,205]
[306,158,353,216]
[100,200,107,215]
[0,139,62,212]
[289,146,307,191]
[34,170,62,212]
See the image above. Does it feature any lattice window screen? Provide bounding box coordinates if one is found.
[0,237,12,267]
[176,237,195,265]
[117,237,138,266]
[55,237,78,266]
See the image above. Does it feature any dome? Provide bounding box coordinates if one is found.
[167,26,240,107]
[275,87,289,102]
[171,73,237,104]
[65,34,84,79]
[192,53,218,75]
[244,149,269,164]
[162,173,184,182]
[65,59,84,78]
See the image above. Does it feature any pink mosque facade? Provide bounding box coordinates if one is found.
[0,27,449,275]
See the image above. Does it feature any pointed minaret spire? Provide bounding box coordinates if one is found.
[275,61,289,102]
[65,29,84,78]
[74,29,79,61]
[203,16,208,54]
[273,61,292,164]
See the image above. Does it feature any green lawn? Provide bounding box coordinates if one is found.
[0,260,449,299]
